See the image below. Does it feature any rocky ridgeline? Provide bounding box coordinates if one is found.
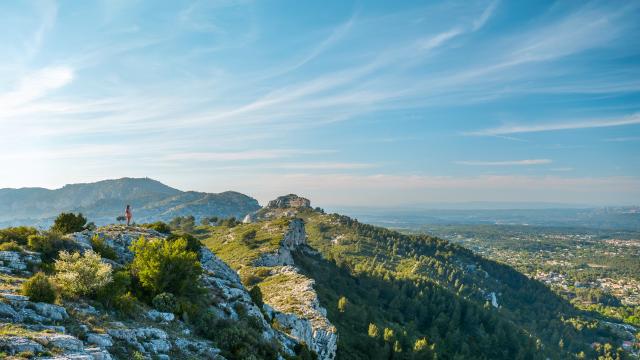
[244,197,338,360]
[0,225,302,359]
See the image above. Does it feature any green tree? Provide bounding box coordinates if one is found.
[129,236,202,297]
[368,323,380,338]
[249,286,264,308]
[338,296,348,313]
[51,212,87,234]
[414,337,430,352]
[383,328,395,342]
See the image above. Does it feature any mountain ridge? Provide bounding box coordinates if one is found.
[0,178,260,227]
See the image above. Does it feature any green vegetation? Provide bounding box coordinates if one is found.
[20,272,56,303]
[129,236,202,299]
[193,310,279,359]
[53,250,112,298]
[426,224,640,329]
[0,226,37,245]
[90,234,118,260]
[152,292,178,313]
[142,221,172,234]
[299,213,636,358]
[27,232,78,262]
[202,220,288,268]
[51,212,87,234]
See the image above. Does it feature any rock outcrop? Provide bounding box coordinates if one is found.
[261,267,338,360]
[0,250,41,274]
[267,194,311,209]
[246,214,338,360]
[254,219,306,267]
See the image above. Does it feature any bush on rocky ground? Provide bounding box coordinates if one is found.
[152,292,177,313]
[51,212,87,234]
[27,232,78,263]
[21,272,57,303]
[129,236,202,299]
[0,226,37,245]
[0,241,23,252]
[54,250,112,298]
[141,221,172,234]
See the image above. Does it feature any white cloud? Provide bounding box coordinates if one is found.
[455,159,552,166]
[0,66,74,113]
[164,149,335,161]
[467,113,640,136]
[472,1,498,31]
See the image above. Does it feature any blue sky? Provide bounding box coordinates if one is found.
[1,0,639,206]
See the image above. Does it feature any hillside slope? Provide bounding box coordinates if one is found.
[0,178,260,227]
[201,195,632,359]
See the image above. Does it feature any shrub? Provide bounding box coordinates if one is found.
[95,269,131,308]
[0,226,38,245]
[28,232,79,262]
[166,233,201,253]
[51,212,87,234]
[249,286,263,308]
[0,241,23,252]
[90,235,118,260]
[241,229,257,242]
[113,291,139,317]
[142,222,172,234]
[54,250,112,298]
[152,292,177,313]
[21,272,56,303]
[129,236,201,298]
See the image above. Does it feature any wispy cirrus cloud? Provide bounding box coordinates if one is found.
[455,159,552,166]
[0,66,74,113]
[164,149,335,162]
[467,113,640,136]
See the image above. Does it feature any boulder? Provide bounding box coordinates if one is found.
[33,302,69,321]
[34,334,84,352]
[147,309,175,322]
[0,335,45,354]
[86,333,113,347]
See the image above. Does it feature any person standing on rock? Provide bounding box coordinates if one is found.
[125,205,133,226]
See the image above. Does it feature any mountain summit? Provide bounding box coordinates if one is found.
[0,178,260,227]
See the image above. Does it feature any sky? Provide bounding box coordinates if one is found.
[0,0,639,207]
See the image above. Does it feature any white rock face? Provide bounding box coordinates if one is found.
[261,266,338,360]
[0,250,40,274]
[254,218,306,267]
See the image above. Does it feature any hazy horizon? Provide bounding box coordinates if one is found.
[1,1,639,206]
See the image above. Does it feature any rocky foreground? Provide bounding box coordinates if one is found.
[0,220,336,360]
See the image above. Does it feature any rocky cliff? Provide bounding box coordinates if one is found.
[206,198,338,360]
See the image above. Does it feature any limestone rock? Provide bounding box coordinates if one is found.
[86,333,113,347]
[267,194,311,209]
[33,302,69,321]
[147,309,175,322]
[0,335,45,354]
[0,250,40,273]
[34,334,84,352]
